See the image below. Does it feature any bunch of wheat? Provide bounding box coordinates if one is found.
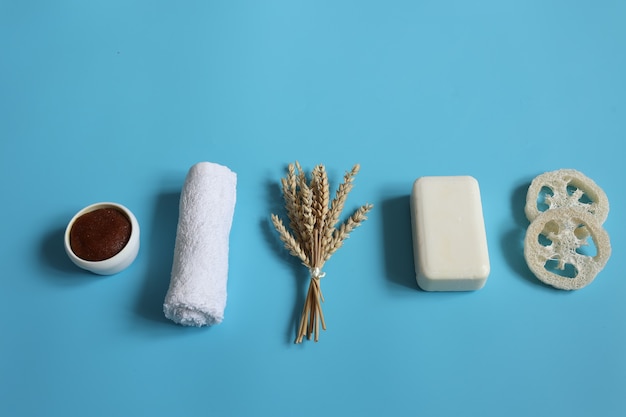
[271,162,373,343]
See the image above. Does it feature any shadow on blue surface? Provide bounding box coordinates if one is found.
[380,195,419,290]
[134,191,181,325]
[39,224,96,284]
[500,179,548,287]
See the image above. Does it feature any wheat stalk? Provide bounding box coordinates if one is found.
[271,162,372,343]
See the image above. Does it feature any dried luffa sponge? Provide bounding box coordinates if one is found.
[525,168,609,224]
[271,162,373,343]
[524,169,611,290]
[524,207,611,290]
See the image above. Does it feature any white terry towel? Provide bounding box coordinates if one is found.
[163,162,237,326]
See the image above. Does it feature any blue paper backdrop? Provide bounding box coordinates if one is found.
[2,1,625,416]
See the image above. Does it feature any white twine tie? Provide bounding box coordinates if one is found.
[310,267,326,280]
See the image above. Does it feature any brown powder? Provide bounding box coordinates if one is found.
[70,208,131,261]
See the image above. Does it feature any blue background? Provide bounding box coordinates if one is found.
[2,1,625,416]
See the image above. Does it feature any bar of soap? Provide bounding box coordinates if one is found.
[410,176,490,291]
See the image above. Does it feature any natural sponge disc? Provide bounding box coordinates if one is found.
[524,207,611,290]
[525,168,609,225]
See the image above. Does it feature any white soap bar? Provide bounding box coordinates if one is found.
[410,176,490,291]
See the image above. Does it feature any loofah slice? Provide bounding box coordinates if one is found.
[524,207,611,290]
[525,169,609,224]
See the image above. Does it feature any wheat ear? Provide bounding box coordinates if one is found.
[325,203,373,260]
[271,214,309,264]
[281,164,302,243]
[324,164,360,244]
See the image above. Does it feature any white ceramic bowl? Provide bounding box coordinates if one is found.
[64,202,140,275]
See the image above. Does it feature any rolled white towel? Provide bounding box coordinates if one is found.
[163,162,237,326]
